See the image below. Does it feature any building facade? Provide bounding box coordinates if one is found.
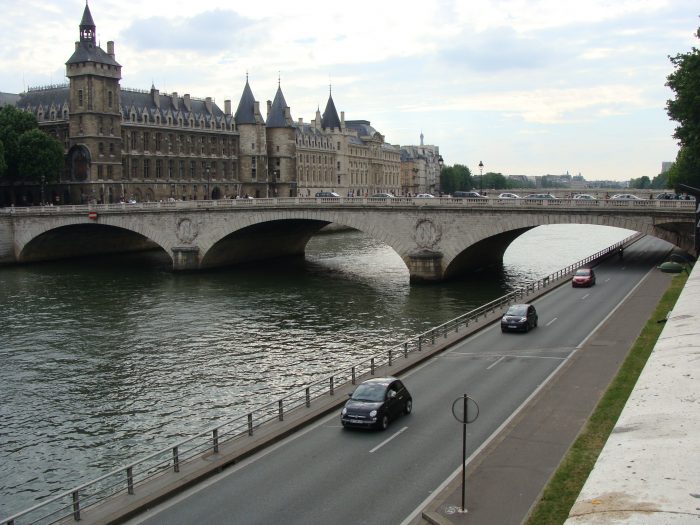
[1,4,407,205]
[400,132,442,195]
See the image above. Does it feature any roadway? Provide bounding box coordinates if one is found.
[126,236,672,525]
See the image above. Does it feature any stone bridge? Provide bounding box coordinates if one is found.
[0,197,695,282]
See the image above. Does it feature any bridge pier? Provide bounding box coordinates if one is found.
[406,250,444,283]
[171,246,200,271]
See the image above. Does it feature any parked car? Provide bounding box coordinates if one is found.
[369,193,395,199]
[498,192,520,199]
[525,193,557,200]
[573,194,597,200]
[572,267,596,287]
[611,194,642,200]
[501,303,538,333]
[415,193,435,198]
[453,191,486,198]
[315,191,340,198]
[341,377,413,430]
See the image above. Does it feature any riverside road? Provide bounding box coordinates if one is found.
[124,235,672,525]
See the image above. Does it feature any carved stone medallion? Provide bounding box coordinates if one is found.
[414,218,441,249]
[176,217,198,244]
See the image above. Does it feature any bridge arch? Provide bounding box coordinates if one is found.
[198,210,411,272]
[16,216,171,264]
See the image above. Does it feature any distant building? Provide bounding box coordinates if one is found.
[1,4,403,206]
[400,132,442,195]
[661,161,674,173]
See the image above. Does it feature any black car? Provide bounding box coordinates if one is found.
[501,303,538,333]
[341,377,412,430]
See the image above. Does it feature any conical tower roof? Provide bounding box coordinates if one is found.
[266,85,292,128]
[234,78,260,125]
[321,93,341,130]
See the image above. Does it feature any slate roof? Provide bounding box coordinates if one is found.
[266,86,292,128]
[321,94,341,130]
[120,88,233,128]
[16,87,69,113]
[234,79,260,125]
[345,120,377,137]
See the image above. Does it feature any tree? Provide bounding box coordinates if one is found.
[0,140,6,178]
[0,105,38,180]
[650,171,670,189]
[440,164,472,194]
[17,129,64,184]
[666,26,700,189]
[482,172,507,190]
[629,175,651,189]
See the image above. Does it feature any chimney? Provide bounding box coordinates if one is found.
[152,87,160,108]
[75,42,80,51]
[298,118,303,126]
[341,111,345,127]
[107,41,115,58]
[253,101,260,117]
[183,94,191,111]
[205,96,213,114]
[171,92,179,111]
[284,107,291,122]
[267,100,272,117]
[224,99,231,116]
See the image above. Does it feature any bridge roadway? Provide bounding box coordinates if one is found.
[100,236,674,525]
[0,196,694,282]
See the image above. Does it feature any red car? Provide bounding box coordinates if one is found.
[572,268,596,287]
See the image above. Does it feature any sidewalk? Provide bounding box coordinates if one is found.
[419,265,675,525]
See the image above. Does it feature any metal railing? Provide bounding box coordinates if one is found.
[0,233,640,525]
[0,197,695,216]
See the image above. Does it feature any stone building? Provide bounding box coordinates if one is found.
[400,132,442,195]
[1,3,405,205]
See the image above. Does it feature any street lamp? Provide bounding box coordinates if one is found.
[438,156,444,195]
[205,163,211,200]
[478,161,484,194]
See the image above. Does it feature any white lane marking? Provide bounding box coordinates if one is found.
[370,426,408,454]
[400,264,659,525]
[582,293,590,300]
[546,317,558,326]
[486,356,506,370]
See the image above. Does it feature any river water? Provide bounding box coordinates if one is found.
[0,224,633,517]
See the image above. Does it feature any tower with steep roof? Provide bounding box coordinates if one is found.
[65,2,122,195]
[266,82,296,196]
[234,77,267,196]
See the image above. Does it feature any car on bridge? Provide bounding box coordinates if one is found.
[611,193,643,200]
[315,192,340,198]
[501,303,538,333]
[415,193,435,198]
[573,194,597,200]
[525,193,557,200]
[453,191,486,198]
[341,377,412,430]
[497,192,520,199]
[369,193,395,199]
[572,267,596,287]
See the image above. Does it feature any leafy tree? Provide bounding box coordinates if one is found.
[666,26,700,189]
[17,129,64,183]
[0,140,6,177]
[629,175,651,189]
[440,164,473,194]
[482,172,507,190]
[650,171,670,189]
[0,105,38,180]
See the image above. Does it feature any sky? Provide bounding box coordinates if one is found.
[0,0,698,181]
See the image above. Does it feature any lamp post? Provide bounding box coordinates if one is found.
[205,163,211,200]
[478,161,484,194]
[438,156,444,196]
[40,175,45,206]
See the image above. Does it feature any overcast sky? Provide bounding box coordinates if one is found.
[1,0,698,181]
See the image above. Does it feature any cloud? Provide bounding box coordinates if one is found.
[121,9,258,52]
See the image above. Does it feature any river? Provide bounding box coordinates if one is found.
[0,224,633,517]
